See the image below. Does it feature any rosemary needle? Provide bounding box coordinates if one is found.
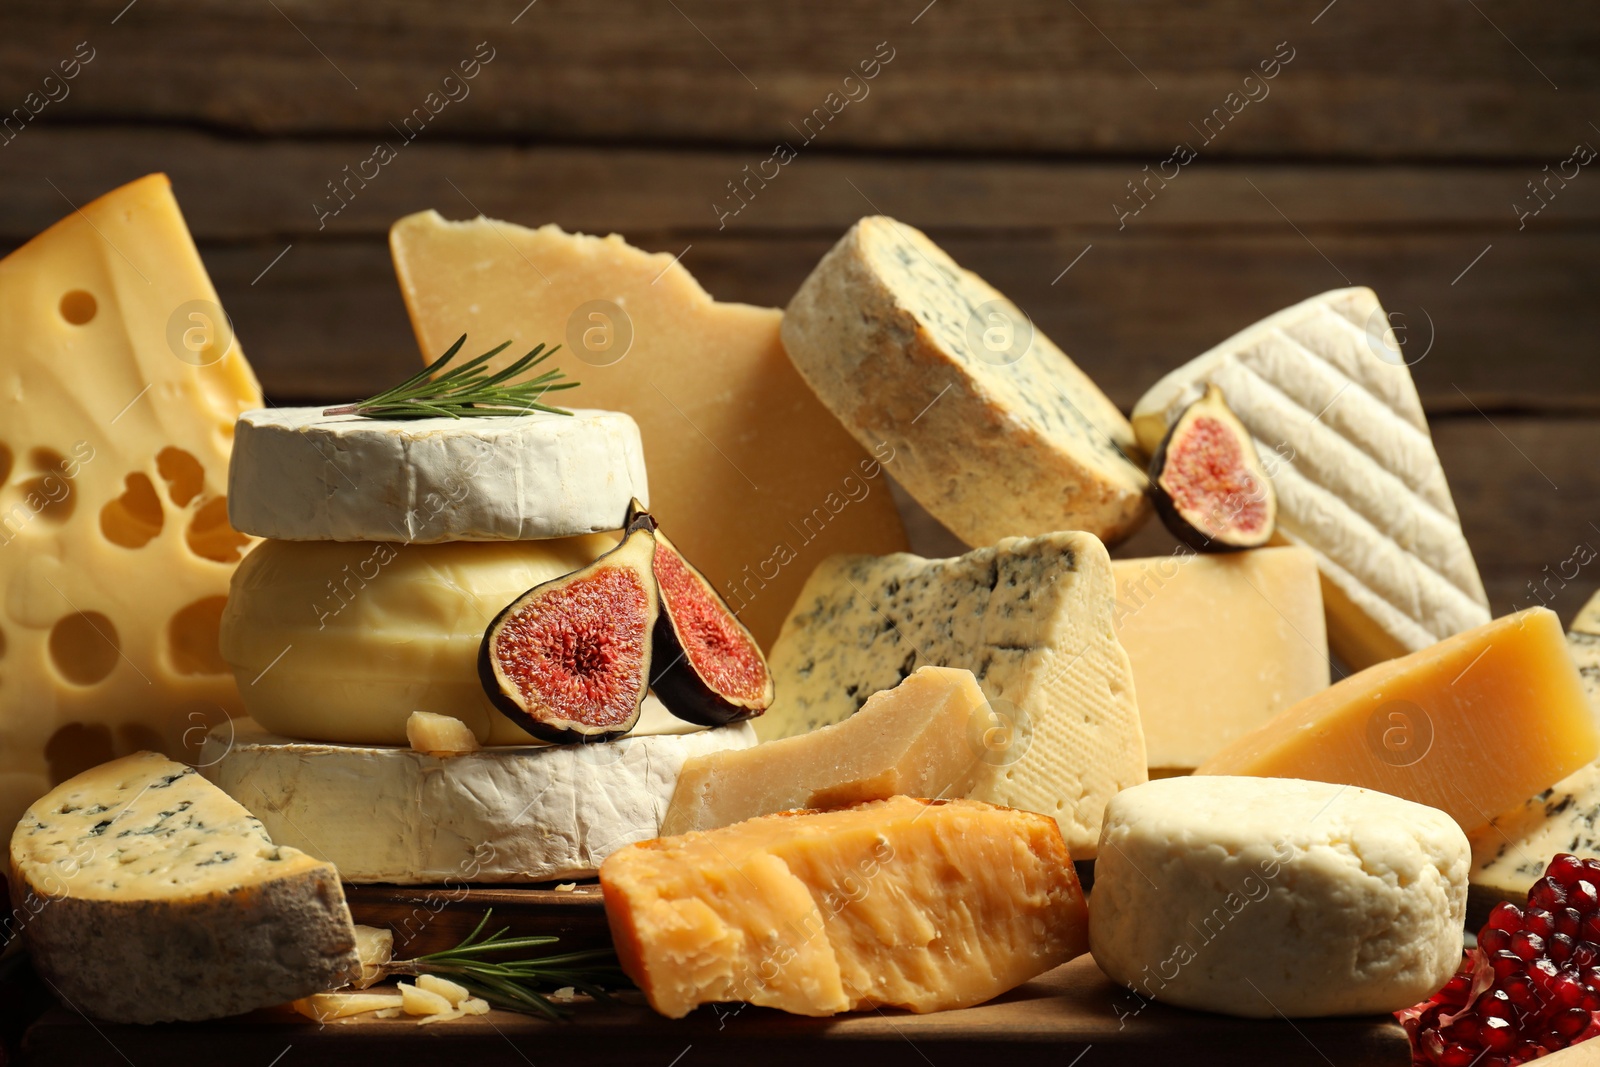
[324,335,579,420]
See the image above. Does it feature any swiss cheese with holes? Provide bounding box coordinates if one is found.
[1132,288,1490,669]
[0,174,260,834]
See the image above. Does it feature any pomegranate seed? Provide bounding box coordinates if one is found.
[1573,942,1598,969]
[1504,974,1540,1010]
[1478,989,1517,1021]
[1552,933,1577,966]
[1526,909,1556,937]
[1550,854,1586,886]
[1481,927,1512,953]
[1558,908,1584,938]
[1489,902,1527,933]
[1494,951,1528,981]
[1550,972,1586,1008]
[1553,1006,1592,1038]
[1573,881,1600,912]
[1438,1045,1480,1067]
[1531,877,1568,910]
[1510,931,1546,962]
[1479,1015,1517,1052]
[1584,989,1600,1011]
[1583,914,1600,943]
[1584,965,1600,991]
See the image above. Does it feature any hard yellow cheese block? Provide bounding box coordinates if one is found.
[1197,608,1599,831]
[602,795,1088,1018]
[0,174,260,834]
[1112,546,1329,771]
[662,665,992,835]
[389,211,908,648]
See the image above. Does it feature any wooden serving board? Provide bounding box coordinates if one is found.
[342,882,613,956]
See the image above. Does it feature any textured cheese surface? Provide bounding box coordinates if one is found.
[1467,598,1600,899]
[1112,547,1328,770]
[220,535,719,745]
[1131,287,1489,668]
[758,531,1146,855]
[390,211,907,647]
[782,216,1148,548]
[11,752,358,1022]
[1090,776,1468,1018]
[603,796,1088,1018]
[228,406,648,542]
[201,720,756,884]
[663,666,992,835]
[1198,608,1600,832]
[0,174,261,837]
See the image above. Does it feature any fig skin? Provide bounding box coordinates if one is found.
[625,501,774,726]
[1147,385,1277,553]
[478,526,659,744]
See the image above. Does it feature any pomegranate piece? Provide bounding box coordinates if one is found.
[1399,854,1600,1065]
[1148,383,1276,552]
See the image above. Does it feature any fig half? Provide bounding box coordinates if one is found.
[1148,384,1277,552]
[626,501,774,725]
[478,526,659,743]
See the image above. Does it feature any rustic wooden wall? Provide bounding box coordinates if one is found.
[3,0,1597,620]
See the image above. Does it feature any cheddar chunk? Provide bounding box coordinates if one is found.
[602,796,1088,1018]
[1197,608,1599,830]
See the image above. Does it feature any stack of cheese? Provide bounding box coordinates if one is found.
[209,403,758,883]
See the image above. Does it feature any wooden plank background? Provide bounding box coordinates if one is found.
[3,0,1597,621]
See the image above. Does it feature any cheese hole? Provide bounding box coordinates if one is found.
[46,722,115,785]
[117,723,165,754]
[48,611,120,686]
[19,471,76,523]
[168,596,229,675]
[0,443,12,485]
[100,473,165,548]
[186,496,249,563]
[156,447,205,507]
[59,290,97,326]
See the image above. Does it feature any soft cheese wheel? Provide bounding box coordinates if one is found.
[781,215,1149,547]
[12,752,360,1023]
[202,719,757,883]
[228,407,649,543]
[1089,776,1468,1018]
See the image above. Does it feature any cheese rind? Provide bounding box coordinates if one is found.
[1090,776,1469,1018]
[201,720,757,884]
[782,216,1148,547]
[757,531,1146,855]
[390,211,908,647]
[228,406,649,543]
[11,752,359,1023]
[663,665,991,835]
[0,174,261,836]
[602,796,1089,1018]
[1197,608,1600,831]
[1112,546,1329,770]
[1131,287,1489,668]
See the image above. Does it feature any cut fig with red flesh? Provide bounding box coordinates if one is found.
[1148,384,1277,552]
[625,501,773,725]
[478,527,659,743]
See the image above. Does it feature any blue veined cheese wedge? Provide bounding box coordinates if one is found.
[757,530,1146,856]
[781,215,1150,548]
[10,752,360,1023]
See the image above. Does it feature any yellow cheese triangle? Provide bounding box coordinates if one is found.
[0,174,261,831]
[389,211,908,647]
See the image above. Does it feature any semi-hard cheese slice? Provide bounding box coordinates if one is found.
[1197,608,1599,831]
[1090,776,1469,1018]
[1132,287,1489,669]
[758,532,1146,855]
[782,216,1149,548]
[390,211,907,647]
[1112,546,1329,771]
[11,752,359,1023]
[0,174,261,837]
[228,407,648,542]
[202,720,756,884]
[602,795,1088,1018]
[663,665,991,835]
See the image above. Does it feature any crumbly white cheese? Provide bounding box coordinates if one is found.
[228,406,649,542]
[1131,287,1489,667]
[1090,776,1468,1018]
[781,215,1149,547]
[200,719,757,884]
[1572,589,1600,710]
[757,531,1146,855]
[10,751,360,1023]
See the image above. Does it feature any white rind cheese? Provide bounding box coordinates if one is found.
[200,720,757,884]
[1090,776,1469,1019]
[757,531,1146,855]
[1131,288,1489,668]
[228,406,649,543]
[11,752,360,1023]
[782,216,1149,548]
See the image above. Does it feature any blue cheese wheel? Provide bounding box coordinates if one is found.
[228,406,649,542]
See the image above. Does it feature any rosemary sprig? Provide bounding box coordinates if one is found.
[324,335,579,420]
[386,910,631,1021]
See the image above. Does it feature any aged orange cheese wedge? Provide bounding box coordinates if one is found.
[601,796,1088,1018]
[1197,607,1599,830]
